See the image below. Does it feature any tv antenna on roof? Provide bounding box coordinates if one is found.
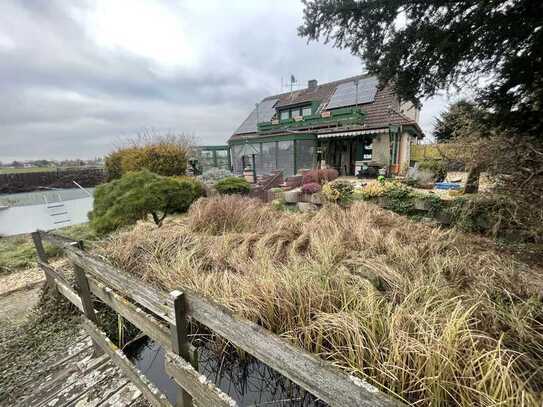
[280,74,301,93]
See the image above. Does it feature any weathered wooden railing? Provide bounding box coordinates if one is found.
[33,229,400,407]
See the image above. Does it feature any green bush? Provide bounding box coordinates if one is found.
[215,177,251,195]
[322,180,354,206]
[89,170,196,234]
[444,194,541,241]
[105,141,190,180]
[418,159,447,182]
[358,181,444,217]
[380,183,414,214]
[174,176,205,199]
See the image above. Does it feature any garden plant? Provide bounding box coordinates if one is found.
[100,195,543,406]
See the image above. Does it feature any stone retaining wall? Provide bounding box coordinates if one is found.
[0,168,106,194]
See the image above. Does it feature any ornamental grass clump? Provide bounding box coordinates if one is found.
[100,197,543,406]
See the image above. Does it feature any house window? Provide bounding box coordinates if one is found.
[215,149,229,169]
[277,141,294,176]
[291,107,302,118]
[261,142,277,174]
[230,145,244,174]
[280,110,289,121]
[362,142,373,160]
[302,106,312,116]
[296,139,315,171]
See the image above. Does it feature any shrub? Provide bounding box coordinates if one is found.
[380,183,415,214]
[359,181,444,216]
[418,159,447,182]
[301,182,321,194]
[215,177,251,195]
[89,170,196,234]
[358,182,384,200]
[302,168,339,184]
[104,150,123,181]
[445,194,542,241]
[321,168,339,181]
[321,180,354,206]
[105,137,191,180]
[198,168,233,183]
[271,199,285,211]
[174,176,205,199]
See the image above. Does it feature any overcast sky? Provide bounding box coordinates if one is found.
[0,0,451,162]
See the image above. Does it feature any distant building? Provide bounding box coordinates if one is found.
[228,74,423,177]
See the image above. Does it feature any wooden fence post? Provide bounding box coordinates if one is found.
[73,239,103,356]
[31,231,56,292]
[169,290,194,407]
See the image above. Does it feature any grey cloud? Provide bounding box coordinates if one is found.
[0,0,443,161]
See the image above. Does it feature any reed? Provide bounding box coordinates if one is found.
[100,196,543,406]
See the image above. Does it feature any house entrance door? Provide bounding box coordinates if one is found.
[321,138,356,176]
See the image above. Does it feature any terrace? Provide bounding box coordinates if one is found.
[256,106,366,133]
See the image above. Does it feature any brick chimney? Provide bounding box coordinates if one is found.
[308,79,318,90]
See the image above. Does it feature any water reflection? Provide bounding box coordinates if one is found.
[128,337,327,406]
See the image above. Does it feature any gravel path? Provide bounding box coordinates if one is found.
[0,267,44,296]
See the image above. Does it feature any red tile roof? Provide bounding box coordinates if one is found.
[229,74,423,142]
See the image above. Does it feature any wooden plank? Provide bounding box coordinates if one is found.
[103,382,143,407]
[32,230,56,291]
[74,265,99,322]
[87,276,172,351]
[82,319,172,407]
[36,359,115,407]
[181,291,401,407]
[62,247,173,324]
[74,263,103,355]
[32,231,48,263]
[86,276,198,363]
[165,352,237,407]
[42,232,401,407]
[37,229,78,246]
[38,260,83,312]
[40,231,172,322]
[169,291,193,407]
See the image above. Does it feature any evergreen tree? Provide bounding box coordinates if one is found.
[433,101,482,142]
[89,170,196,234]
[299,0,543,137]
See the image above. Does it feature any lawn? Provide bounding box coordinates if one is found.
[0,224,97,274]
[0,167,58,174]
[99,195,543,406]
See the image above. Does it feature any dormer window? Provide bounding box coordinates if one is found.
[279,105,312,121]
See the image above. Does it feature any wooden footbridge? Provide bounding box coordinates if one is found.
[25,230,401,407]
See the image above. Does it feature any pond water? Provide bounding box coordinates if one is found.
[0,188,94,236]
[127,338,327,406]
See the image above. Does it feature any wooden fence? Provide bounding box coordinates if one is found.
[410,143,461,162]
[33,230,401,407]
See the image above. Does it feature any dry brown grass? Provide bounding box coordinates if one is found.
[99,197,543,406]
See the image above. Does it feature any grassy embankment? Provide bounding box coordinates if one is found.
[0,167,58,174]
[98,195,543,406]
[0,224,96,275]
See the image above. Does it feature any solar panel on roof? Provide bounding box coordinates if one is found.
[235,98,279,134]
[327,77,378,109]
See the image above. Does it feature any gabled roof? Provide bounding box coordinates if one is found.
[230,74,423,141]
